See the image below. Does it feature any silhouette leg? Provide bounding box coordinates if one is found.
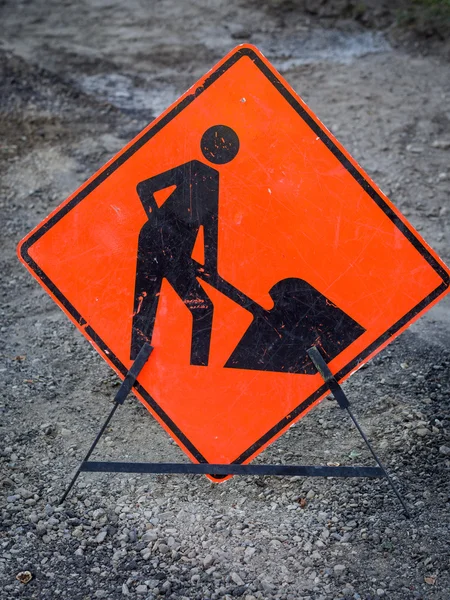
[131,273,162,360]
[166,267,213,366]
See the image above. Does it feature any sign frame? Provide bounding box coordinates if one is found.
[18,44,450,472]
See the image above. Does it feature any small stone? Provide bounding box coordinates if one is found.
[306,490,315,500]
[191,574,200,584]
[72,527,83,538]
[142,531,157,543]
[140,548,151,560]
[95,591,108,598]
[95,530,107,543]
[261,580,275,593]
[439,445,450,456]
[334,564,346,575]
[16,488,33,499]
[416,428,429,437]
[16,571,32,584]
[122,583,130,596]
[129,529,137,542]
[432,139,450,150]
[231,572,245,586]
[203,554,214,568]
[136,584,148,595]
[406,144,423,153]
[92,508,105,519]
[75,547,84,556]
[377,589,385,597]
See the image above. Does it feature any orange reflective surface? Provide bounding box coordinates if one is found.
[18,45,449,473]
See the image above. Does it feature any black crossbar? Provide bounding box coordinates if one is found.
[80,461,384,477]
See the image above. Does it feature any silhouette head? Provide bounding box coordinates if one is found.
[201,125,239,164]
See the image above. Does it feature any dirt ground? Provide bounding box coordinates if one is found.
[1,1,449,599]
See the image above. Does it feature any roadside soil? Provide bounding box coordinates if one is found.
[1,1,449,599]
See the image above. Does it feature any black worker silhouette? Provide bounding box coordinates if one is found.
[131,125,239,365]
[131,125,365,371]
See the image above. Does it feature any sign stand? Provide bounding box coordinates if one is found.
[59,343,410,518]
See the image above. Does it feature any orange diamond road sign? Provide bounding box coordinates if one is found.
[18,45,449,476]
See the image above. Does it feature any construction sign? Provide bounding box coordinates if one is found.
[18,45,449,475]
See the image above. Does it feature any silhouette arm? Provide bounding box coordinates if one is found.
[136,166,185,216]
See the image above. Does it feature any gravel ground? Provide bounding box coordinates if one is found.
[1,1,449,599]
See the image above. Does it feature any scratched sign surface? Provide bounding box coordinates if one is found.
[18,45,450,475]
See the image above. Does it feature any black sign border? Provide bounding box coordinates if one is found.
[20,46,449,467]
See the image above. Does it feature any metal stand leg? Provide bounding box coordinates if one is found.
[59,343,153,504]
[307,347,411,518]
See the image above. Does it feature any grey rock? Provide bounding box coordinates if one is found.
[334,564,346,575]
[416,428,429,437]
[231,572,245,586]
[72,527,84,539]
[16,488,33,499]
[261,580,275,593]
[142,531,157,543]
[203,554,214,568]
[406,144,424,154]
[136,584,148,594]
[95,530,107,543]
[432,139,450,149]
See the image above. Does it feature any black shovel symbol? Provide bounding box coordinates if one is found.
[195,261,365,374]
